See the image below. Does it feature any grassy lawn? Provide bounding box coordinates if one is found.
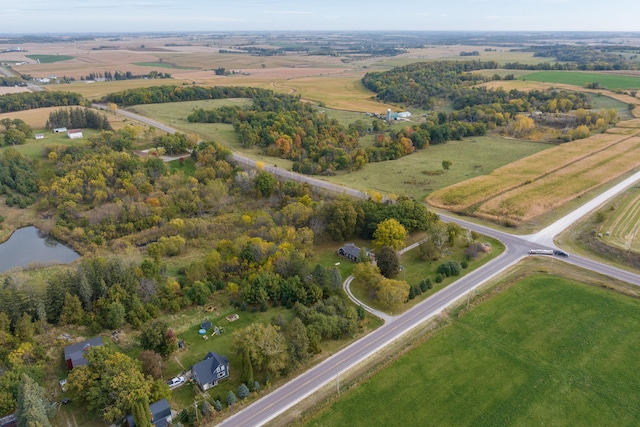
[522,71,640,90]
[1,130,101,160]
[305,274,640,427]
[350,235,505,315]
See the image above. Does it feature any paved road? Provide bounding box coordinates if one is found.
[89,104,640,426]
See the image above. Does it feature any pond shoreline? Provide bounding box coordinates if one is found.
[0,225,81,273]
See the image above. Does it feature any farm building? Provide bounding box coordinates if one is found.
[34,134,44,139]
[191,351,230,391]
[53,127,67,133]
[63,336,103,370]
[386,109,412,121]
[67,129,83,139]
[337,243,371,262]
[125,399,172,427]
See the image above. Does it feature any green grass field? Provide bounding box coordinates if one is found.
[306,274,640,427]
[1,129,100,160]
[522,71,640,90]
[326,136,550,200]
[26,54,73,63]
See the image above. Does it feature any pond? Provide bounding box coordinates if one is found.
[0,226,80,273]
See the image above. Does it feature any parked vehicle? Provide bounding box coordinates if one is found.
[167,376,185,388]
[554,250,569,257]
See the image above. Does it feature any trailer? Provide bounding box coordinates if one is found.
[528,249,554,255]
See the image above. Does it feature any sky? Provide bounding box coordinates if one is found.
[1,0,639,34]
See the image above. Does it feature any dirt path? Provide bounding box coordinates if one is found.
[174,355,185,370]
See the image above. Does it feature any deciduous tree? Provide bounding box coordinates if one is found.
[376,279,410,311]
[376,246,400,279]
[373,218,407,250]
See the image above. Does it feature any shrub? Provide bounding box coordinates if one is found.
[435,274,444,283]
[461,260,468,269]
[238,383,250,399]
[226,391,236,406]
[437,261,461,277]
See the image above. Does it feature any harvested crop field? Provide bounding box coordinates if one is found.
[427,118,640,225]
[599,186,640,253]
[0,86,30,95]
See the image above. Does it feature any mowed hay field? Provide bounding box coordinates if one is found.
[599,186,640,253]
[304,274,640,427]
[427,118,640,225]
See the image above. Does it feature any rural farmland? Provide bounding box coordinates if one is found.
[303,272,640,427]
[427,117,640,226]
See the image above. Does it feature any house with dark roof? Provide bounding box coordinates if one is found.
[338,243,371,262]
[191,351,230,391]
[126,399,172,427]
[63,337,103,370]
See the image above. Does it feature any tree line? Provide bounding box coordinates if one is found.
[0,91,84,114]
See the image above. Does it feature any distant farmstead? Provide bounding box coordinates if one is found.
[67,129,83,139]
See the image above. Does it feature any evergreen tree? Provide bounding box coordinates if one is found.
[238,383,250,400]
[226,391,236,406]
[16,374,53,427]
[131,398,151,427]
[241,346,254,385]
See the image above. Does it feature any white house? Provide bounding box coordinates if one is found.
[67,129,83,139]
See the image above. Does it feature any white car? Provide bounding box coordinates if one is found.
[167,376,185,388]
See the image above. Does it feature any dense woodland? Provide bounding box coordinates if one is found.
[0,91,84,114]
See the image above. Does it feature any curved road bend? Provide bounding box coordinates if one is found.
[91,106,640,425]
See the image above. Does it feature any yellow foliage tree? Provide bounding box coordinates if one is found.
[376,279,410,311]
[373,218,407,250]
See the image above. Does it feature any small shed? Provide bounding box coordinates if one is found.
[34,134,44,140]
[67,129,83,139]
[53,127,67,133]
